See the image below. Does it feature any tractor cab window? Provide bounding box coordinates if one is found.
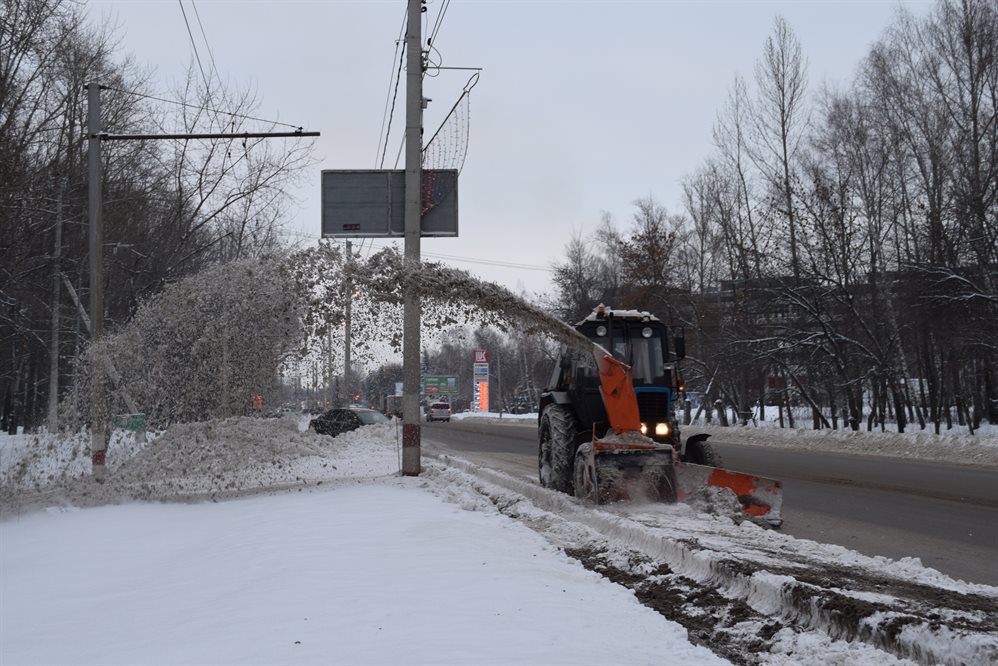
[604,330,666,385]
[628,335,665,385]
[591,326,666,386]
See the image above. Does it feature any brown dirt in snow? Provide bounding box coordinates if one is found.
[564,546,776,666]
[750,556,998,633]
[565,545,998,666]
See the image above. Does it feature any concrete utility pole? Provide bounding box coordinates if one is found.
[344,239,353,404]
[87,82,107,479]
[401,0,424,475]
[48,175,66,432]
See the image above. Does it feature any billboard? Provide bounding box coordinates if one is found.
[424,375,458,393]
[321,169,458,238]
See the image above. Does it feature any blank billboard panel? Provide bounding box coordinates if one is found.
[321,169,458,238]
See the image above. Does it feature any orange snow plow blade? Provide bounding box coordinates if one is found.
[674,462,783,527]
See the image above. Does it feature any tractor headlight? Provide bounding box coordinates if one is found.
[639,423,648,435]
[642,327,653,338]
[655,422,670,436]
[595,325,607,337]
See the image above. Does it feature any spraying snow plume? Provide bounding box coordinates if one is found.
[62,245,587,430]
[63,258,303,430]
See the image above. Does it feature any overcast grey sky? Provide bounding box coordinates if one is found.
[89,0,931,296]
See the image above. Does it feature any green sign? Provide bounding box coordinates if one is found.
[424,375,458,393]
[114,413,146,431]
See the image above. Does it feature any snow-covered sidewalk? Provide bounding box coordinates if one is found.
[0,419,723,665]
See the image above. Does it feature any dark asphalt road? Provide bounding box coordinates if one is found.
[422,419,998,586]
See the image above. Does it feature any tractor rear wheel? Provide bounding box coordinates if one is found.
[539,404,578,494]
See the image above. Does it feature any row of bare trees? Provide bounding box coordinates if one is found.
[551,0,997,434]
[1,0,315,433]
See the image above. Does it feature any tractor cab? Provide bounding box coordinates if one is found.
[550,306,684,447]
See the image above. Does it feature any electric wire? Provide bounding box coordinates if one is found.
[422,251,551,272]
[393,130,406,169]
[424,0,450,77]
[375,9,408,168]
[379,41,407,169]
[177,1,212,98]
[350,238,553,273]
[100,85,304,130]
[191,1,222,93]
[428,0,451,50]
[188,0,235,173]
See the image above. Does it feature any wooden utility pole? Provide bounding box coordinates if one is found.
[401,0,424,475]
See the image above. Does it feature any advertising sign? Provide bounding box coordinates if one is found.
[424,375,458,393]
[321,169,458,238]
[473,349,488,364]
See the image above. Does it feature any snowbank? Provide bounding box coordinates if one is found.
[689,423,998,467]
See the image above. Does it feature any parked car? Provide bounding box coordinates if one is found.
[310,407,390,437]
[426,402,452,422]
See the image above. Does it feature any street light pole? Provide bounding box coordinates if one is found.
[401,0,424,476]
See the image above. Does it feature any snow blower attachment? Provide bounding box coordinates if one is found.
[572,346,679,504]
[538,306,783,526]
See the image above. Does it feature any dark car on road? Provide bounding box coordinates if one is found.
[310,407,390,437]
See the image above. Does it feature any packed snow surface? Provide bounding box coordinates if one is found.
[2,416,996,665]
[1,419,723,665]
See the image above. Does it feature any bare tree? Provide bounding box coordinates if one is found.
[551,229,607,323]
[751,15,810,282]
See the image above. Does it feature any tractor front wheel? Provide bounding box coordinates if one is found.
[683,434,722,466]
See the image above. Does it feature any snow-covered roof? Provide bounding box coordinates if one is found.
[576,305,660,326]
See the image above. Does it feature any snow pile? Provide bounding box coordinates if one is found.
[690,423,998,466]
[0,416,402,516]
[452,411,536,423]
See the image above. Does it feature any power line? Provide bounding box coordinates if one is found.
[100,85,303,130]
[379,41,407,169]
[393,130,406,169]
[422,251,552,272]
[191,1,221,85]
[376,8,409,167]
[355,239,553,272]
[177,1,212,98]
[428,0,451,49]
